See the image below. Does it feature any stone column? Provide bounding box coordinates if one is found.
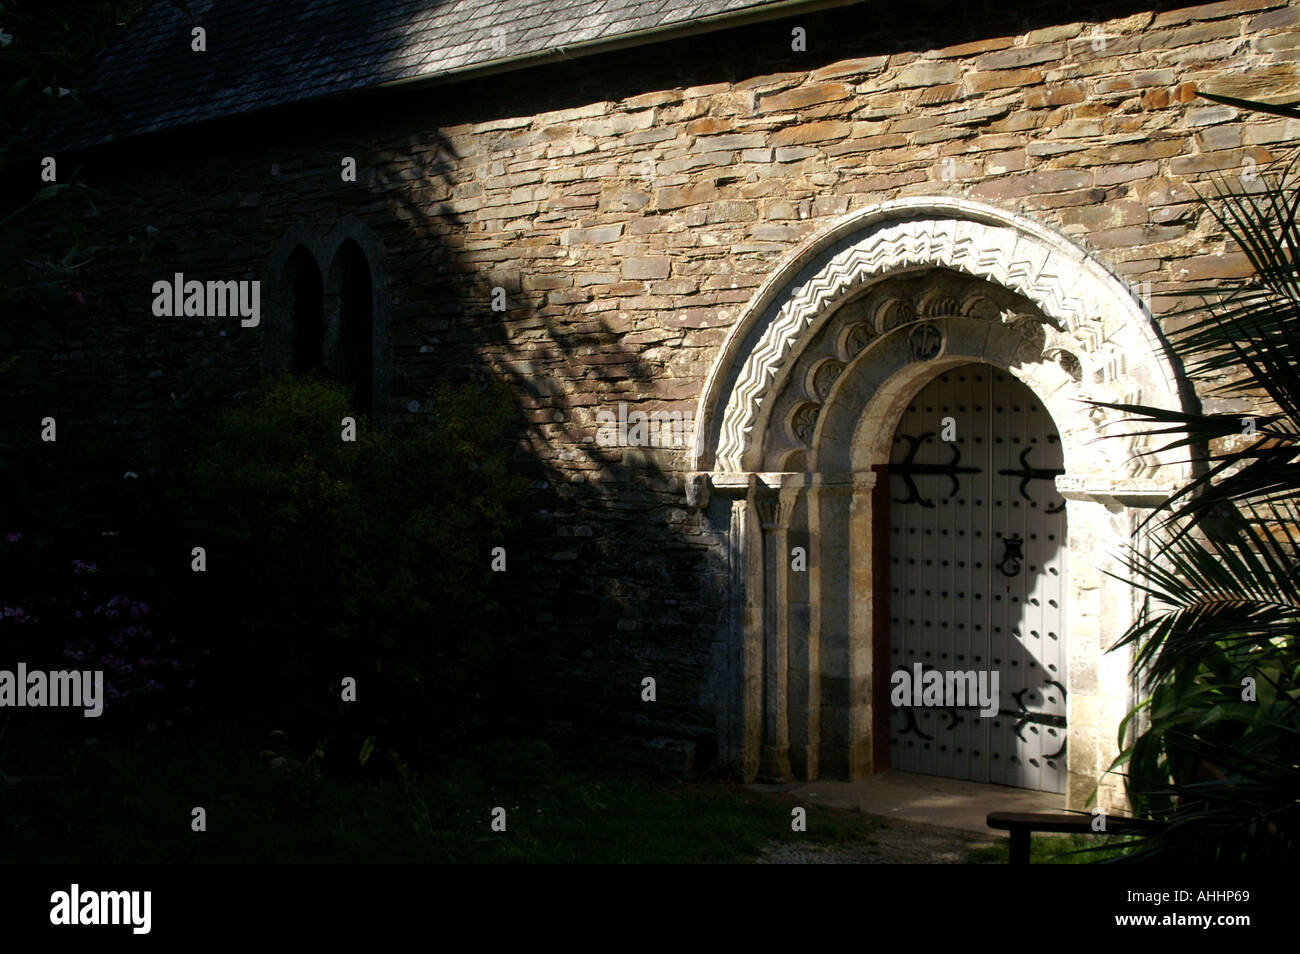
[847,470,879,779]
[739,477,765,783]
[757,492,795,782]
[808,472,855,779]
[1058,477,1171,812]
[784,475,816,781]
[794,487,823,780]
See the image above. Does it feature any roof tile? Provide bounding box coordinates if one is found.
[49,0,807,149]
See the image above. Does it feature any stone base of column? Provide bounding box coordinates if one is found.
[845,739,875,781]
[789,743,818,782]
[758,745,794,783]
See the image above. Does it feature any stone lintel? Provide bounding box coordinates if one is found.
[702,470,875,499]
[1056,475,1174,508]
[705,471,803,497]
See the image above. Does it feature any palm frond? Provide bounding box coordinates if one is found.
[1108,501,1300,687]
[1099,99,1300,862]
[1197,92,1300,121]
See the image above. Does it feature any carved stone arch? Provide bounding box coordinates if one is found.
[692,196,1192,483]
[759,267,1058,476]
[917,288,961,317]
[815,313,1098,479]
[961,293,1000,320]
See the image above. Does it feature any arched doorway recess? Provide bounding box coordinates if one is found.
[690,197,1193,810]
[886,363,1067,794]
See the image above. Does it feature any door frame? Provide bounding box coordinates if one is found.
[871,460,892,772]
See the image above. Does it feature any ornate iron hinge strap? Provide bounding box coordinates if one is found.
[997,680,1068,760]
[891,432,981,507]
[996,446,1065,513]
[893,664,970,741]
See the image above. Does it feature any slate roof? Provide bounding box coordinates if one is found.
[57,0,841,150]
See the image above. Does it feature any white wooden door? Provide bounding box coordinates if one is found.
[887,364,1068,794]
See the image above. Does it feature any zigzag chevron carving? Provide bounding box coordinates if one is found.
[716,218,1113,470]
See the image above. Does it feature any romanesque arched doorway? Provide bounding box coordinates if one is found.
[886,364,1067,794]
[689,197,1193,811]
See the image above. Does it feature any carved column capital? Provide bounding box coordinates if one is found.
[756,495,795,530]
[684,471,710,509]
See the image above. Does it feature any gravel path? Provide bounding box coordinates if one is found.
[757,817,1000,864]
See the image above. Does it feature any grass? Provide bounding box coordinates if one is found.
[0,721,879,863]
[966,832,1136,864]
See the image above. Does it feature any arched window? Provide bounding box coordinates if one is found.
[270,221,387,420]
[284,246,323,375]
[336,239,373,414]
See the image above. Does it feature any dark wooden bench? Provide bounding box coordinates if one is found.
[986,811,1159,864]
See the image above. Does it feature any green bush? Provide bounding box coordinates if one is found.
[172,373,531,770]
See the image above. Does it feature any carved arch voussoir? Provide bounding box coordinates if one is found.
[807,358,845,401]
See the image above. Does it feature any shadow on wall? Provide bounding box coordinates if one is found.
[347,0,1176,751]
[0,0,1189,762]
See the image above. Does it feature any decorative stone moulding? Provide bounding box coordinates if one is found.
[692,196,1193,495]
[1056,476,1175,510]
[788,402,820,445]
[750,268,1055,471]
[839,321,875,360]
[807,359,845,402]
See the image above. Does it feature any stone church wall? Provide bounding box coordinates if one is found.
[20,0,1300,773]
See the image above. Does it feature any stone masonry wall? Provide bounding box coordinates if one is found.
[21,0,1300,767]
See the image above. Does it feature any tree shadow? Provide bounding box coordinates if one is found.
[3,0,1194,765]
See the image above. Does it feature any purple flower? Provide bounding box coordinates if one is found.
[4,532,21,542]
[71,559,99,575]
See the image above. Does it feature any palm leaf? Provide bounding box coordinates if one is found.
[1197,91,1300,121]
